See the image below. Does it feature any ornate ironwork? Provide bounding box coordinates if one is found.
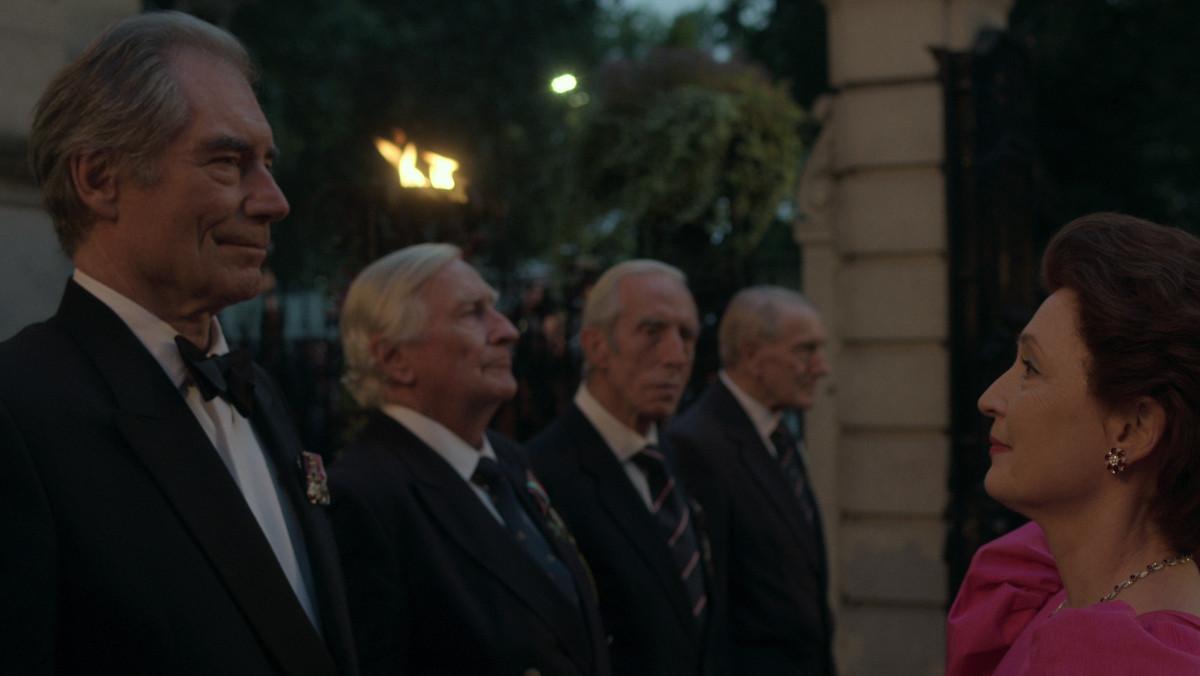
[938,29,1041,600]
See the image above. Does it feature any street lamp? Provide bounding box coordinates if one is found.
[550,73,577,94]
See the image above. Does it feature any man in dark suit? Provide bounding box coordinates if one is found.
[667,286,835,675]
[0,12,357,675]
[529,260,727,676]
[329,244,609,676]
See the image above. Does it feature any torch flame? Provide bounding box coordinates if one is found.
[425,152,459,190]
[374,136,462,197]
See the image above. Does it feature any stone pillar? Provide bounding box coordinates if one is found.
[797,1,1012,674]
[0,0,138,340]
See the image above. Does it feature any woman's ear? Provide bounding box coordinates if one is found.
[1111,396,1166,465]
[69,151,120,221]
[369,336,415,387]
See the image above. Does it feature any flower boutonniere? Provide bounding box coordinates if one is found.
[300,451,331,506]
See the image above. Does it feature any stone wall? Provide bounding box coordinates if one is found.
[0,0,138,340]
[797,1,1013,674]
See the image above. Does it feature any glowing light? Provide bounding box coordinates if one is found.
[425,152,459,190]
[550,73,577,94]
[375,135,465,201]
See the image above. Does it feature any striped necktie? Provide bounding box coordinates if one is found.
[472,457,580,606]
[771,423,816,525]
[632,444,708,624]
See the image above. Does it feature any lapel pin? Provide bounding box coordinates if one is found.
[300,451,331,506]
[524,470,577,548]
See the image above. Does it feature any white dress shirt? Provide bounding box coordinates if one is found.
[574,384,659,510]
[73,269,321,630]
[379,404,505,524]
[720,370,784,457]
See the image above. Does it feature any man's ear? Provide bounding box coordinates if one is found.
[741,340,764,378]
[1110,396,1166,465]
[580,326,610,373]
[369,336,415,387]
[69,151,120,221]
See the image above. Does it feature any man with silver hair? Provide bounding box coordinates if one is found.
[667,286,835,675]
[529,260,729,676]
[328,243,610,676]
[0,12,357,675]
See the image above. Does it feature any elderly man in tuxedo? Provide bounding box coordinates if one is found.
[667,286,835,675]
[0,12,357,675]
[328,243,609,676]
[529,259,729,676]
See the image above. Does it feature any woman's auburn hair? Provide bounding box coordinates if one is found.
[1042,212,1200,554]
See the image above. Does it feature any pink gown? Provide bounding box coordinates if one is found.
[947,522,1200,675]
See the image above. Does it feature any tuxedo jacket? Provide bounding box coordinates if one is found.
[328,410,610,676]
[528,403,729,676]
[666,380,834,675]
[0,281,358,676]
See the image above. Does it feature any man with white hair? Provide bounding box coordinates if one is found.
[529,260,729,676]
[328,243,609,676]
[667,286,835,675]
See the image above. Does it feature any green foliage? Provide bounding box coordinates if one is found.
[574,48,804,279]
[583,85,737,242]
[595,5,668,61]
[720,0,829,109]
[144,0,820,297]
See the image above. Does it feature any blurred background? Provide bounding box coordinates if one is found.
[3,1,1199,673]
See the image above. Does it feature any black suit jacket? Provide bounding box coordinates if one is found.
[528,403,728,676]
[0,281,358,675]
[667,380,835,675]
[328,410,610,676]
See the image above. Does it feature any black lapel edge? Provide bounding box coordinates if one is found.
[250,371,358,675]
[377,415,591,664]
[566,406,703,643]
[58,282,336,676]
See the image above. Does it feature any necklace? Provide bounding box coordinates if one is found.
[1054,553,1195,613]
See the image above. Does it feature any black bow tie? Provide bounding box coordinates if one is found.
[175,335,256,418]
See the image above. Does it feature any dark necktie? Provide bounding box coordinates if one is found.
[631,445,708,624]
[771,423,816,525]
[472,456,580,606]
[175,335,256,417]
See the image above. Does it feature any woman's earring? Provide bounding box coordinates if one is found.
[1105,447,1127,476]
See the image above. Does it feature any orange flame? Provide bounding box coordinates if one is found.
[375,135,465,201]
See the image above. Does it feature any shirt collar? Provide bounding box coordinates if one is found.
[379,404,497,483]
[73,269,230,390]
[720,370,783,442]
[574,383,658,463]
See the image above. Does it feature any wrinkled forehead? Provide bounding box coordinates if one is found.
[616,272,697,323]
[169,48,269,127]
[777,302,826,341]
[426,258,498,303]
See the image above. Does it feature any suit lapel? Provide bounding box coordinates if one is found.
[368,414,592,672]
[250,374,358,674]
[496,441,605,675]
[56,282,337,676]
[508,462,599,612]
[565,406,702,643]
[709,383,826,579]
[794,438,830,588]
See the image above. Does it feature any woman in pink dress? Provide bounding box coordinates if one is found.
[947,213,1200,675]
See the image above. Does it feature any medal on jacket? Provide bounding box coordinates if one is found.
[300,451,331,506]
[525,469,598,597]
